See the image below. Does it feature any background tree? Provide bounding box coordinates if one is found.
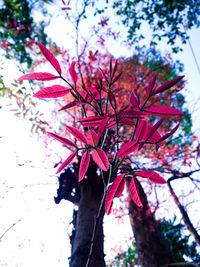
[1,0,200,267]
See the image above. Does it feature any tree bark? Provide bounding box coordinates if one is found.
[126,177,174,267]
[70,166,105,267]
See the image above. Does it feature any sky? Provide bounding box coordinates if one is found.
[0,1,200,266]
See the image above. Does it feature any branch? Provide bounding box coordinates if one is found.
[167,173,200,247]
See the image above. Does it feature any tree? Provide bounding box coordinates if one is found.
[110,219,200,266]
[18,42,187,267]
[110,0,200,52]
[1,1,199,266]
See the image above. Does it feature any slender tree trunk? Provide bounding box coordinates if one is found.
[126,177,174,267]
[70,167,105,267]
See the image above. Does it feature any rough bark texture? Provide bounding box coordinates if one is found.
[126,177,174,267]
[69,165,105,267]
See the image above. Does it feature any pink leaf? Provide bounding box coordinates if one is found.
[146,75,156,96]
[79,150,90,181]
[105,174,125,214]
[151,76,184,96]
[92,148,109,171]
[117,142,139,158]
[136,171,166,184]
[157,123,180,143]
[145,118,164,142]
[56,151,77,174]
[108,90,116,109]
[78,116,107,127]
[86,129,99,146]
[59,101,81,111]
[47,132,77,148]
[18,72,59,81]
[66,125,88,145]
[34,85,71,98]
[135,120,148,141]
[38,42,62,74]
[98,117,109,137]
[129,177,143,207]
[144,106,183,116]
[130,90,139,109]
[69,61,78,85]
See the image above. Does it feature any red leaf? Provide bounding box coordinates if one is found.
[47,132,77,148]
[18,72,59,81]
[146,75,156,96]
[129,177,143,207]
[38,43,62,74]
[117,142,139,158]
[78,116,107,127]
[135,120,148,141]
[112,71,122,84]
[130,90,139,109]
[145,118,164,142]
[118,109,145,119]
[56,151,77,174]
[86,129,99,146]
[157,123,180,143]
[59,101,80,111]
[151,76,184,96]
[66,125,88,145]
[144,106,183,116]
[92,148,109,171]
[69,61,78,85]
[136,171,166,184]
[34,85,71,98]
[108,90,116,109]
[79,150,90,181]
[105,174,125,214]
[98,117,109,137]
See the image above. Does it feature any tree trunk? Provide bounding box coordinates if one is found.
[70,166,105,267]
[126,177,174,267]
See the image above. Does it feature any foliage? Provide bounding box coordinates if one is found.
[160,219,200,263]
[110,219,200,266]
[0,0,50,67]
[108,0,200,52]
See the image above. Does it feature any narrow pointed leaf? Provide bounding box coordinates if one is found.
[47,132,77,148]
[136,171,166,184]
[92,148,109,171]
[86,129,99,146]
[130,90,139,109]
[66,125,88,145]
[18,72,59,81]
[78,116,107,127]
[151,76,184,96]
[145,118,164,142]
[105,174,125,214]
[135,120,148,141]
[69,61,78,85]
[38,42,62,74]
[129,177,143,207]
[157,123,180,143]
[99,68,109,84]
[79,150,90,181]
[59,101,80,111]
[147,75,156,96]
[98,117,109,137]
[144,106,183,116]
[56,151,77,174]
[117,141,139,158]
[34,85,71,98]
[112,71,122,84]
[108,90,116,109]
